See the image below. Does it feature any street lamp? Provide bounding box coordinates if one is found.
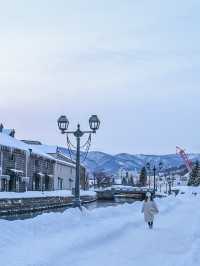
[57,115,69,133]
[89,115,100,131]
[167,177,172,195]
[146,161,163,194]
[57,115,100,208]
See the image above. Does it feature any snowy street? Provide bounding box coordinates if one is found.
[0,188,200,266]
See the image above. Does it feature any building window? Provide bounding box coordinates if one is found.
[9,153,15,161]
[58,177,63,190]
[45,161,50,169]
[35,160,39,167]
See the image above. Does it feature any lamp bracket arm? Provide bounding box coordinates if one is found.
[62,130,95,135]
[82,130,96,134]
[65,131,76,134]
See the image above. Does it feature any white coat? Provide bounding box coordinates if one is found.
[141,200,159,223]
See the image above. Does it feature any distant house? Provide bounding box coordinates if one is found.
[119,168,139,186]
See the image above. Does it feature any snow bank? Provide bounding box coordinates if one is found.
[0,190,96,199]
[0,188,200,266]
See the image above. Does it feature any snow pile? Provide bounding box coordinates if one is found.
[0,190,96,199]
[0,188,200,266]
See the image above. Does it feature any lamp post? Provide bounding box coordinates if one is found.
[167,177,172,195]
[166,169,171,195]
[148,171,151,189]
[57,115,100,208]
[146,161,163,194]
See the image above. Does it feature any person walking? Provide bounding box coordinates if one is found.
[141,192,159,229]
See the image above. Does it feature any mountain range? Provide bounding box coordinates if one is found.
[59,147,200,176]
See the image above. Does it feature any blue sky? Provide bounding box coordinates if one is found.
[0,0,200,154]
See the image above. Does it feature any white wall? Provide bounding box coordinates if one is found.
[54,162,76,190]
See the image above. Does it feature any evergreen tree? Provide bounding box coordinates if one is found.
[188,161,200,186]
[139,167,147,186]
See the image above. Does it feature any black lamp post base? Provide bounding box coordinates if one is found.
[73,199,82,208]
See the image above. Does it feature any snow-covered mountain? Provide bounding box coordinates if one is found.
[58,147,200,175]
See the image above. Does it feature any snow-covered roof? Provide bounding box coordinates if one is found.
[0,133,29,151]
[30,147,55,160]
[0,133,55,160]
[56,151,76,164]
[2,128,13,135]
[28,144,59,154]
[28,144,76,165]
[26,143,75,167]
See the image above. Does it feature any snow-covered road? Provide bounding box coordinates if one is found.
[0,188,200,266]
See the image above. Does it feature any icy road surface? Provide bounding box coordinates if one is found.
[0,187,200,266]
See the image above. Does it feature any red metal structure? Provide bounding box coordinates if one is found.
[176,146,193,172]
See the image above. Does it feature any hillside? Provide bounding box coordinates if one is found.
[58,147,200,175]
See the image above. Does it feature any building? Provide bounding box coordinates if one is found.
[23,142,87,190]
[119,168,139,186]
[0,124,88,192]
[0,128,55,192]
[37,146,76,190]
[27,150,55,191]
